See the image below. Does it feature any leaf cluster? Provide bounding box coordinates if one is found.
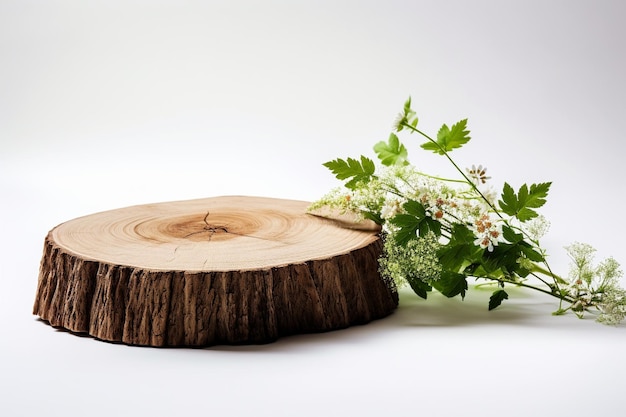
[319,98,563,315]
[388,200,442,245]
[433,223,546,309]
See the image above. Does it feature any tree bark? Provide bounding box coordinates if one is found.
[33,196,398,347]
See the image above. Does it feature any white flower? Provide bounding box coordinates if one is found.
[392,112,407,131]
[566,242,596,285]
[597,287,626,325]
[472,213,502,252]
[466,164,491,184]
[474,236,497,252]
[479,185,498,206]
[524,215,551,240]
[381,199,403,219]
[379,232,441,288]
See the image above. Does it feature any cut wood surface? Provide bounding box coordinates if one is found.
[33,196,398,347]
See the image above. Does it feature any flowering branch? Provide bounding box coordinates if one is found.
[309,97,626,325]
[400,121,502,217]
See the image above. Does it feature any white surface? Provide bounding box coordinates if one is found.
[1,1,625,416]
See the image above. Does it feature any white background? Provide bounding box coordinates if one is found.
[2,1,625,416]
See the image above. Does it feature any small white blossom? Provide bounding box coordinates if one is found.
[479,185,498,206]
[467,164,491,184]
[392,112,407,131]
[597,287,626,325]
[472,213,502,252]
[307,187,354,215]
[566,242,596,285]
[524,215,551,241]
[381,198,403,220]
[563,242,626,324]
[379,232,441,289]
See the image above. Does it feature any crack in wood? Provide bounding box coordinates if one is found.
[183,210,288,244]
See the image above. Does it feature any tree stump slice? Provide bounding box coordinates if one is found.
[33,196,398,347]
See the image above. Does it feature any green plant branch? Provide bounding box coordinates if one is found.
[414,170,467,184]
[315,101,626,325]
[400,121,502,217]
[480,275,568,301]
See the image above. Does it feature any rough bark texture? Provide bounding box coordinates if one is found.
[33,196,398,347]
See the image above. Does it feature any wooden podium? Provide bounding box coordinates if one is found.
[33,196,398,347]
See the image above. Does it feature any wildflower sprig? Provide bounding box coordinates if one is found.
[309,97,626,325]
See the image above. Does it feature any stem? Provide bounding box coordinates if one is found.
[503,222,567,309]
[530,263,568,285]
[527,271,553,288]
[400,122,502,217]
[482,276,569,301]
[414,170,467,184]
[531,261,568,311]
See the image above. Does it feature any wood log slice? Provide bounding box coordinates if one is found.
[33,196,398,347]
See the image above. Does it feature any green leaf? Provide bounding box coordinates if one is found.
[432,271,468,299]
[389,213,420,245]
[481,243,520,276]
[501,225,545,263]
[396,97,418,132]
[389,200,442,244]
[498,182,551,221]
[521,245,545,262]
[437,224,482,274]
[525,182,551,208]
[420,119,470,155]
[323,156,376,190]
[481,238,544,279]
[449,223,478,246]
[403,97,412,115]
[373,133,409,166]
[498,183,517,216]
[362,210,384,225]
[420,217,441,237]
[488,289,509,310]
[407,278,431,299]
[502,225,523,244]
[404,199,426,217]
